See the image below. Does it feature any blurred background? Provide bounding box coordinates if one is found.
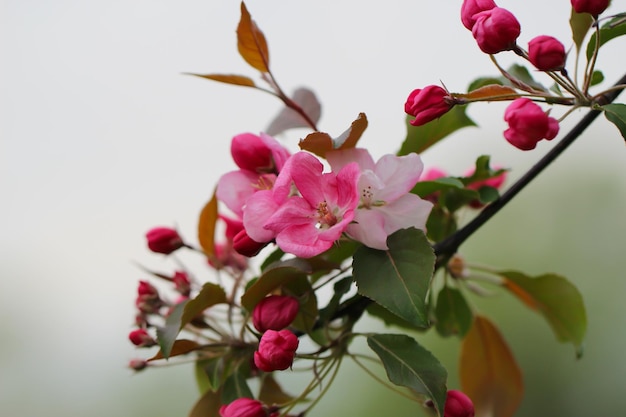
[2,0,625,416]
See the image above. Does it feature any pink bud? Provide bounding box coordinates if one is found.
[528,35,566,71]
[504,98,559,151]
[404,86,453,127]
[571,0,610,16]
[252,295,300,332]
[219,398,267,417]
[464,166,507,208]
[172,271,191,296]
[253,329,299,372]
[461,0,496,30]
[135,280,163,314]
[471,7,521,54]
[128,328,157,347]
[232,229,268,257]
[145,227,184,254]
[420,167,448,182]
[444,390,475,417]
[219,214,245,241]
[231,133,274,173]
[128,358,149,371]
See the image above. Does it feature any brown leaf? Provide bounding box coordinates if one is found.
[188,73,256,88]
[198,190,218,257]
[188,389,221,417]
[454,84,519,101]
[237,2,270,73]
[298,113,368,158]
[266,87,322,135]
[459,315,524,417]
[148,339,201,361]
[258,374,295,405]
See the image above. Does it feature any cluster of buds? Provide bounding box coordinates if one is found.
[406,0,617,151]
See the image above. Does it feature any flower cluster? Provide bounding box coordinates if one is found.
[126,2,624,417]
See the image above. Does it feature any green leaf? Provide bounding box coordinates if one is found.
[221,370,254,404]
[460,315,523,417]
[182,283,227,329]
[188,389,221,417]
[196,357,229,393]
[502,64,547,92]
[241,258,311,311]
[399,106,476,155]
[425,205,457,243]
[411,177,464,198]
[353,228,435,328]
[602,103,626,141]
[499,271,587,355]
[435,286,473,337]
[148,339,201,361]
[366,302,423,331]
[589,70,604,86]
[570,8,593,52]
[367,334,447,415]
[586,17,626,60]
[156,300,188,359]
[317,276,354,324]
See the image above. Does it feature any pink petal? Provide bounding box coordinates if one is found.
[377,194,433,235]
[347,210,389,250]
[243,190,281,242]
[374,153,424,202]
[217,170,261,217]
[327,148,375,172]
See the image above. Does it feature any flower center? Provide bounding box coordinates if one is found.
[316,201,337,228]
[360,185,385,209]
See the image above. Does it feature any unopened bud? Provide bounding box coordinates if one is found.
[145,227,185,254]
[172,271,191,296]
[128,328,157,347]
[448,254,469,279]
[128,358,149,371]
[254,329,299,372]
[252,295,300,333]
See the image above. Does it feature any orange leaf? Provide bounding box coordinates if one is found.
[454,84,519,101]
[298,113,368,158]
[460,315,524,417]
[148,339,201,361]
[237,2,270,73]
[188,73,257,88]
[197,190,218,257]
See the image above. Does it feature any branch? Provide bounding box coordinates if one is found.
[433,72,626,263]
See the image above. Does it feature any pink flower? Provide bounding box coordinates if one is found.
[327,148,433,250]
[571,0,610,16]
[253,295,300,333]
[217,133,290,217]
[128,329,156,347]
[471,7,521,54]
[443,390,475,417]
[246,152,360,258]
[254,329,299,372]
[528,35,566,71]
[145,227,184,254]
[461,0,496,30]
[219,398,267,417]
[504,98,559,150]
[404,86,453,127]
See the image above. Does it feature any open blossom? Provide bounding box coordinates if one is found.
[472,7,520,54]
[327,148,433,250]
[254,329,299,372]
[245,151,360,258]
[217,132,290,217]
[528,35,566,71]
[404,85,453,126]
[504,98,559,150]
[571,0,610,16]
[461,0,496,30]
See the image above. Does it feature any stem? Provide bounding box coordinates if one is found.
[433,72,626,263]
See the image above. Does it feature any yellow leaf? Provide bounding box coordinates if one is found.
[454,84,519,101]
[460,315,524,417]
[188,73,256,88]
[237,2,270,73]
[197,190,218,257]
